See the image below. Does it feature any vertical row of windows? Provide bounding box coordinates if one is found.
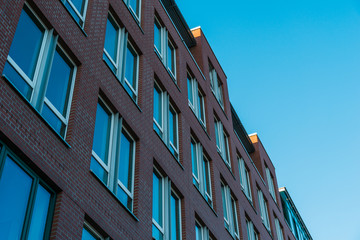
[3,4,77,138]
[266,167,277,203]
[90,98,136,211]
[191,137,212,205]
[257,189,271,232]
[154,17,176,80]
[103,13,139,102]
[221,183,240,239]
[153,82,179,159]
[238,157,252,201]
[152,169,181,240]
[209,62,224,108]
[187,73,206,128]
[214,118,231,167]
[246,219,259,240]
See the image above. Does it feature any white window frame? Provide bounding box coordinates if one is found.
[257,189,271,232]
[191,137,212,206]
[266,167,277,203]
[123,0,141,22]
[3,3,76,138]
[91,97,136,211]
[152,168,182,240]
[221,182,240,239]
[209,63,223,108]
[246,219,259,240]
[154,17,177,81]
[153,82,179,159]
[275,217,284,240]
[188,73,206,128]
[62,0,89,27]
[103,13,139,102]
[214,118,231,167]
[238,157,252,202]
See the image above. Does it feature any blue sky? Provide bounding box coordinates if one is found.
[177,0,360,239]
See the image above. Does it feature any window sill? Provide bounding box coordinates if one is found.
[59,1,88,37]
[153,129,183,170]
[193,184,218,217]
[89,170,139,222]
[102,59,142,113]
[2,75,72,149]
[154,49,180,93]
[121,0,144,34]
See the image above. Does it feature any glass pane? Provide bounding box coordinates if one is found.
[224,135,230,163]
[129,0,139,17]
[92,102,111,164]
[152,172,162,226]
[167,42,175,74]
[152,224,163,240]
[154,21,161,53]
[64,1,81,25]
[221,186,228,222]
[198,92,205,122]
[231,199,238,235]
[28,184,51,240]
[203,158,211,197]
[117,185,132,210]
[191,140,198,179]
[8,7,45,81]
[82,226,101,240]
[214,121,220,148]
[195,224,202,240]
[124,44,137,94]
[0,156,33,240]
[118,130,134,191]
[153,86,162,127]
[170,194,180,240]
[69,0,86,15]
[3,63,32,99]
[169,107,177,147]
[90,156,108,185]
[104,17,119,62]
[42,103,66,136]
[187,76,193,105]
[103,52,116,73]
[45,47,73,116]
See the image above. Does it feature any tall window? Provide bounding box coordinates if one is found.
[103,14,139,101]
[257,189,271,232]
[61,0,88,27]
[238,157,252,201]
[221,183,240,239]
[122,0,141,21]
[191,137,212,205]
[209,62,223,108]
[195,220,212,240]
[153,82,179,159]
[0,143,55,239]
[246,219,259,240]
[82,222,105,240]
[152,169,181,240]
[2,4,77,138]
[90,98,136,211]
[275,217,284,240]
[266,167,277,203]
[214,118,231,167]
[154,17,176,80]
[188,73,206,127]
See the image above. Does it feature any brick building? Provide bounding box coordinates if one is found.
[0,0,311,239]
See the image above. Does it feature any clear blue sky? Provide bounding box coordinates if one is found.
[177,0,360,239]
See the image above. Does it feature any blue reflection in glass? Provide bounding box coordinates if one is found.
[92,103,111,164]
[0,156,33,240]
[187,76,193,105]
[170,194,180,240]
[125,45,136,90]
[152,172,162,226]
[69,0,85,14]
[117,186,132,210]
[154,22,161,52]
[153,86,162,127]
[28,184,51,240]
[64,1,81,25]
[82,227,100,240]
[129,0,139,16]
[104,17,118,62]
[3,63,32,99]
[90,157,108,185]
[118,131,133,191]
[42,102,64,136]
[152,224,163,240]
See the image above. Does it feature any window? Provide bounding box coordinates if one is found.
[153,82,179,159]
[238,157,252,201]
[188,73,206,127]
[103,14,139,101]
[221,183,240,239]
[275,217,284,240]
[2,4,77,138]
[246,219,259,240]
[154,17,176,80]
[209,63,223,108]
[82,222,105,240]
[0,144,55,239]
[191,137,212,205]
[90,98,136,211]
[214,118,231,167]
[266,167,277,203]
[122,0,141,21]
[257,189,271,232]
[61,0,88,27]
[195,220,212,240]
[152,169,181,240]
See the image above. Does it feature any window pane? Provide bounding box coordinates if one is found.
[170,193,180,240]
[3,62,32,99]
[45,47,73,116]
[152,224,163,240]
[129,0,140,17]
[92,103,111,164]
[28,184,51,240]
[41,103,66,136]
[221,185,228,222]
[104,17,119,63]
[82,226,101,240]
[0,156,33,240]
[7,7,45,81]
[198,92,205,123]
[153,86,162,133]
[231,199,239,236]
[69,0,86,15]
[169,107,177,147]
[191,140,199,181]
[90,157,108,184]
[124,44,137,97]
[167,42,175,74]
[203,158,211,198]
[214,121,220,148]
[118,130,134,191]
[187,76,193,105]
[117,185,132,210]
[195,224,202,240]
[152,172,162,226]
[154,21,161,53]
